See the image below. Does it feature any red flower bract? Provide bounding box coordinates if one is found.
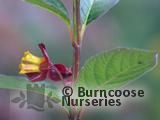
[19,43,72,82]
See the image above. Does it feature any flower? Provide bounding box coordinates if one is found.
[19,43,72,82]
[19,51,44,74]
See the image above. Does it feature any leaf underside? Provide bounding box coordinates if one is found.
[77,48,158,89]
[80,0,119,26]
[25,0,70,26]
[0,75,60,102]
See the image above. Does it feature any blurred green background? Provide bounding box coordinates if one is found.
[0,0,160,120]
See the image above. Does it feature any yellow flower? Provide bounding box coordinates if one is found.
[19,51,45,74]
[19,43,72,82]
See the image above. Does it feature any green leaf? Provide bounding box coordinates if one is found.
[0,75,61,102]
[25,0,70,26]
[80,0,119,27]
[77,48,158,89]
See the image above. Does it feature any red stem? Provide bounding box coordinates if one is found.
[69,0,82,120]
[72,0,81,82]
[73,42,80,82]
[63,0,84,119]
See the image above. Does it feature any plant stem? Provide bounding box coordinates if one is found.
[72,0,81,82]
[73,0,81,44]
[69,109,81,120]
[73,43,80,82]
[68,0,82,120]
